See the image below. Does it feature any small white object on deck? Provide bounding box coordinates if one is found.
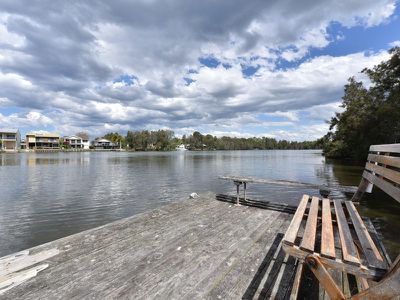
[0,264,49,295]
[0,248,59,295]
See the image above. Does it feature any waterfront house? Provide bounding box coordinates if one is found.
[92,138,117,149]
[82,138,90,150]
[0,128,20,151]
[26,132,60,149]
[20,139,26,149]
[64,135,84,149]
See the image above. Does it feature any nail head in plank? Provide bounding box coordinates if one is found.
[283,195,310,245]
[344,201,387,270]
[300,196,319,252]
[321,198,335,259]
[333,200,360,265]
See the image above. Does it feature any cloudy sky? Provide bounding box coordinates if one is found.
[0,0,399,140]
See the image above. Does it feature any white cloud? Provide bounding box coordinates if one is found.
[0,0,397,140]
[0,111,53,128]
[389,40,400,47]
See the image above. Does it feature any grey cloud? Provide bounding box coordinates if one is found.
[0,0,395,136]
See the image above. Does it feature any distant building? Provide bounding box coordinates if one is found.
[26,132,60,149]
[92,138,117,150]
[20,139,26,149]
[64,135,84,149]
[82,138,90,150]
[0,128,20,151]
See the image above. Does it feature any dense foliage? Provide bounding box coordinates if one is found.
[322,47,400,162]
[98,129,321,151]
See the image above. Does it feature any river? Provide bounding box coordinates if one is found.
[0,150,399,258]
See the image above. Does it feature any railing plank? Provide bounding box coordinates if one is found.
[362,171,400,203]
[367,154,400,169]
[370,144,400,153]
[365,162,400,185]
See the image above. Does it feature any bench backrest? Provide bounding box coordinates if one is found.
[361,143,400,203]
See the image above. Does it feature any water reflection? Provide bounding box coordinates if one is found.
[0,150,398,259]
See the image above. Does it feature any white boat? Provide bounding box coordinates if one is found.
[175,144,188,151]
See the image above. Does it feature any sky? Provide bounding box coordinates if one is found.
[0,0,399,141]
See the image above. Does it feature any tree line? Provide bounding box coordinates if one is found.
[321,47,400,162]
[92,130,322,151]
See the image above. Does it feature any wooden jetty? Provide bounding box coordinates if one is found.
[1,192,299,299]
[0,192,393,299]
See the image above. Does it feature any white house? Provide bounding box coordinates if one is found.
[64,135,83,149]
[82,138,90,149]
[0,128,21,151]
[92,138,117,150]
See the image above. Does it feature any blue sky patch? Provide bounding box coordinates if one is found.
[241,64,260,77]
[199,57,221,68]
[183,77,195,86]
[113,74,138,86]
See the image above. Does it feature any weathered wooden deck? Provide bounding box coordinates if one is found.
[1,192,297,299]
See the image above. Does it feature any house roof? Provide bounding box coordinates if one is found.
[0,128,19,133]
[95,138,111,143]
[64,135,82,140]
[26,131,60,138]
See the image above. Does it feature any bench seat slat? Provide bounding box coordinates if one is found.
[300,196,319,252]
[283,195,309,245]
[333,200,360,265]
[368,154,400,169]
[344,201,388,270]
[321,198,335,259]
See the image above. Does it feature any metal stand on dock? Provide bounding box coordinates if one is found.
[233,180,247,206]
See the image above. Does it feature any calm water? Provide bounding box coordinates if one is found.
[0,150,399,258]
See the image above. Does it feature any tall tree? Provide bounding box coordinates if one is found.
[323,47,400,161]
[76,132,89,140]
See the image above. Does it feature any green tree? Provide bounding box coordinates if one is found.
[103,132,125,148]
[323,47,400,161]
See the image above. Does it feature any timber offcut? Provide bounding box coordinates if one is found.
[1,193,297,299]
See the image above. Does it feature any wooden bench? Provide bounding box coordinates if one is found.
[282,143,400,299]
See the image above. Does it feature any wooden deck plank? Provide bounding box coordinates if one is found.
[283,195,310,245]
[1,193,292,300]
[289,261,303,300]
[333,199,360,265]
[344,201,388,270]
[203,218,290,300]
[121,211,284,299]
[321,198,335,259]
[300,196,319,252]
